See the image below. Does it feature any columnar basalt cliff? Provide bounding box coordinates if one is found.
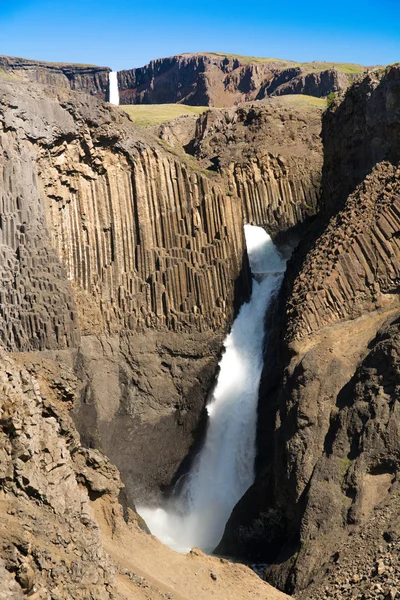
[118,53,364,107]
[0,68,298,600]
[0,74,249,505]
[217,65,400,597]
[174,97,324,237]
[257,67,350,99]
[0,55,111,98]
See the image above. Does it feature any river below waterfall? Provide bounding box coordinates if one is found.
[138,225,287,553]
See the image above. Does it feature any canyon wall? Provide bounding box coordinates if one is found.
[0,66,313,599]
[0,55,110,99]
[3,51,397,600]
[160,96,323,237]
[118,53,363,107]
[0,73,249,505]
[218,65,400,597]
[0,350,288,600]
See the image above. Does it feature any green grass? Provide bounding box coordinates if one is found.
[301,61,366,75]
[43,61,104,69]
[206,52,296,66]
[339,457,353,484]
[0,67,20,80]
[276,94,327,108]
[193,52,367,74]
[120,104,209,127]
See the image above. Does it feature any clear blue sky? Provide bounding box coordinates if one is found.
[0,0,399,71]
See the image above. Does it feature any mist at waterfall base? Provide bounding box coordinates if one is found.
[138,225,287,553]
[109,72,119,105]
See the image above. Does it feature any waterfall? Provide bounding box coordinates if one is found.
[138,225,287,553]
[109,71,119,105]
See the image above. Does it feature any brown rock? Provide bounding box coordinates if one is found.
[0,55,110,99]
[0,72,250,503]
[118,53,364,107]
[217,65,400,598]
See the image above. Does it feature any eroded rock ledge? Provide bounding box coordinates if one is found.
[0,55,110,99]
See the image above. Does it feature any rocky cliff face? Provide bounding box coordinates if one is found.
[258,68,350,99]
[0,350,289,600]
[0,73,249,506]
[0,55,110,99]
[0,350,124,599]
[165,97,323,238]
[217,65,400,597]
[118,53,362,107]
[2,49,397,600]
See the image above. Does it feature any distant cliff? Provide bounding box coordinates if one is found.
[118,53,366,107]
[0,55,111,99]
[0,52,366,108]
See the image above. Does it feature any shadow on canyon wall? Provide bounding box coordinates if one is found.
[216,65,400,594]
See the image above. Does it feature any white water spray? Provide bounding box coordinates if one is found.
[138,225,287,553]
[109,71,119,105]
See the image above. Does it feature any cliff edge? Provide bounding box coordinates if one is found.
[118,52,366,107]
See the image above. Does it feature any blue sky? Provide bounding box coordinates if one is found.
[0,0,399,70]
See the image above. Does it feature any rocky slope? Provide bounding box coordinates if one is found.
[118,53,364,107]
[0,55,110,99]
[217,64,400,597]
[0,350,290,600]
[0,72,249,507]
[159,96,323,238]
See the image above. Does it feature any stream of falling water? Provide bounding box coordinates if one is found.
[138,225,287,553]
[109,71,119,105]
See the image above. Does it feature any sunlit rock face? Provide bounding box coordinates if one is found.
[0,73,250,506]
[0,54,111,98]
[0,63,327,511]
[117,53,359,107]
[217,66,400,597]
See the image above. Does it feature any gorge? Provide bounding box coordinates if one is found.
[0,50,400,600]
[138,225,287,553]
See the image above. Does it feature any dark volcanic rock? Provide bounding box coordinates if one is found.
[259,68,350,99]
[118,53,364,107]
[217,65,400,596]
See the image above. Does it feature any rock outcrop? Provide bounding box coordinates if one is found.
[0,73,249,504]
[0,351,122,599]
[118,53,365,107]
[257,67,350,99]
[217,65,400,597]
[161,97,323,237]
[0,55,110,99]
[0,351,290,600]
